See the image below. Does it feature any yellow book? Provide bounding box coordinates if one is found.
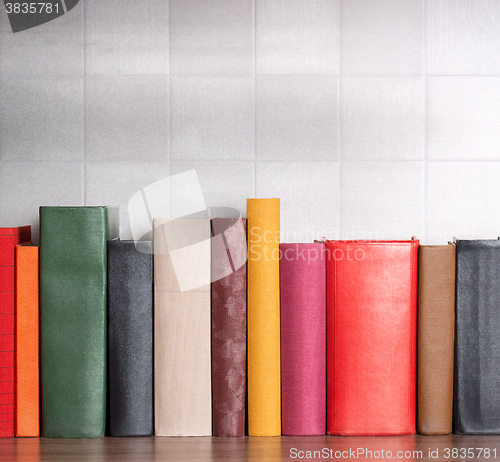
[247,198,281,436]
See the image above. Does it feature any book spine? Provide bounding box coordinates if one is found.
[0,227,31,438]
[327,240,418,436]
[417,245,455,435]
[455,240,500,434]
[108,240,153,437]
[211,218,247,437]
[40,207,118,437]
[154,218,211,436]
[280,243,326,436]
[247,199,281,436]
[15,244,39,437]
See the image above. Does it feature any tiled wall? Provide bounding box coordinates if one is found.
[1,0,500,245]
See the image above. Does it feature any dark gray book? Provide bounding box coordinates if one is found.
[108,240,153,437]
[455,239,500,434]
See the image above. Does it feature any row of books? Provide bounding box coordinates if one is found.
[0,199,497,438]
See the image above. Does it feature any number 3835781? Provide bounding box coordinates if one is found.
[5,3,60,14]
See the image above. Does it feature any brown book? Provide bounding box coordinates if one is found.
[417,245,456,435]
[211,218,247,437]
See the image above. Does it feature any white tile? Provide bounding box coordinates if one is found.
[341,0,424,75]
[427,78,500,160]
[170,78,254,161]
[170,0,253,75]
[256,76,339,160]
[341,162,425,240]
[255,162,340,242]
[427,0,500,75]
[342,78,425,160]
[85,162,170,240]
[427,163,500,244]
[0,2,83,75]
[256,0,340,74]
[85,77,169,162]
[85,0,169,75]
[170,162,254,218]
[0,77,84,161]
[0,162,84,244]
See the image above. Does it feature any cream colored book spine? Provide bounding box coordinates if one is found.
[154,218,212,436]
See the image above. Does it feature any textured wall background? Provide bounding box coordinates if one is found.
[1,0,499,244]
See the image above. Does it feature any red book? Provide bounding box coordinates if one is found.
[326,240,418,436]
[0,226,31,438]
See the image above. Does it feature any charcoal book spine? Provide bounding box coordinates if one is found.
[108,240,153,437]
[455,239,500,434]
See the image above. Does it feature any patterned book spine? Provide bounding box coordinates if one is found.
[417,245,455,435]
[247,199,281,436]
[154,218,212,436]
[0,226,31,439]
[280,243,326,436]
[15,243,40,437]
[211,218,247,437]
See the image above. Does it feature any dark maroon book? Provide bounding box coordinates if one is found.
[211,218,247,437]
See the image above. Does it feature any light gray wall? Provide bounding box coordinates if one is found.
[1,0,500,244]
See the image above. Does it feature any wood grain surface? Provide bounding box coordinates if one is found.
[2,435,500,461]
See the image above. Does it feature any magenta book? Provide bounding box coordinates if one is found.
[280,243,326,436]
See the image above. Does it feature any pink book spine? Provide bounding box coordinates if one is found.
[280,243,326,436]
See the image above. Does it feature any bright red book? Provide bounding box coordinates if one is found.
[326,240,418,436]
[0,226,31,438]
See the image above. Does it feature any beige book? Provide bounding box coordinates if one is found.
[154,218,212,436]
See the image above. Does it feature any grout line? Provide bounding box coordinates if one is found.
[168,0,172,166]
[253,0,257,199]
[339,0,342,77]
[2,158,500,164]
[168,0,171,77]
[5,73,500,78]
[253,0,257,76]
[0,72,500,80]
[253,161,257,199]
[338,0,343,238]
[423,0,427,76]
[423,0,428,244]
[82,0,86,206]
[168,78,172,163]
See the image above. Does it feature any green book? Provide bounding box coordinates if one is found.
[40,206,119,437]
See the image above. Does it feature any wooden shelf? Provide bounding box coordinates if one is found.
[2,434,500,461]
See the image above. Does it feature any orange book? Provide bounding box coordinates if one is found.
[15,244,39,437]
